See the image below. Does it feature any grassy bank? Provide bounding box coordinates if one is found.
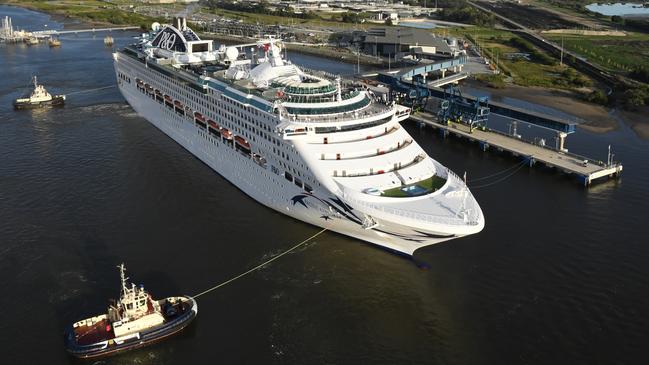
[460,27,592,90]
[544,32,649,74]
[5,0,162,29]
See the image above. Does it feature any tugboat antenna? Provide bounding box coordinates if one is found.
[118,263,129,296]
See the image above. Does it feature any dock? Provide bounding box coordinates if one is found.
[410,112,623,186]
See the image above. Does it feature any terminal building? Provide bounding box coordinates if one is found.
[362,27,458,59]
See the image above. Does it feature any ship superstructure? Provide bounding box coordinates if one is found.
[113,18,484,255]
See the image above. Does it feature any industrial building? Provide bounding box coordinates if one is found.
[362,27,457,59]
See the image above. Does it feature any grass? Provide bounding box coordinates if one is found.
[544,32,649,73]
[381,175,447,198]
[5,0,163,29]
[203,7,368,30]
[455,27,592,89]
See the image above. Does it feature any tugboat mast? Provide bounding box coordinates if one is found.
[118,263,129,297]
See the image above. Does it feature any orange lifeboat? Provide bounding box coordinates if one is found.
[207,119,218,129]
[235,135,250,149]
[194,112,206,123]
[220,128,232,140]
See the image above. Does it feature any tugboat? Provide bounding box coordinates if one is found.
[13,76,65,109]
[48,36,61,47]
[25,36,39,45]
[64,264,198,359]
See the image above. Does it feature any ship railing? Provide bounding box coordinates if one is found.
[342,193,480,226]
[289,103,392,124]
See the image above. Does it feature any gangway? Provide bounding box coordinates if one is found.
[436,85,490,131]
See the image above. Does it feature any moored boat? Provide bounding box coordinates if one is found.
[64,264,197,359]
[48,36,61,47]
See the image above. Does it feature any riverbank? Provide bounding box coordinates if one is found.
[465,78,649,139]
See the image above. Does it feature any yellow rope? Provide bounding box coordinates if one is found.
[192,228,327,299]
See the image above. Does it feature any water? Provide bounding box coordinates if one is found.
[2,5,649,364]
[586,2,649,17]
[400,21,438,30]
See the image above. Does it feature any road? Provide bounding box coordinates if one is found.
[467,0,622,89]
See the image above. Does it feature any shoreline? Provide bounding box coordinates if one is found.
[9,3,648,139]
[464,78,649,139]
[203,33,384,68]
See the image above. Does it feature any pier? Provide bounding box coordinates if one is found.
[1,15,138,43]
[410,112,623,186]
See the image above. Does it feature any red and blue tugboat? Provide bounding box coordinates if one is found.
[64,264,197,359]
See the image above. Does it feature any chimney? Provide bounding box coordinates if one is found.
[182,18,187,30]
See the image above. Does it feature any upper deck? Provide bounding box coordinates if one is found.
[120,22,400,128]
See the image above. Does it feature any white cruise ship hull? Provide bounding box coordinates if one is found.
[114,57,466,256]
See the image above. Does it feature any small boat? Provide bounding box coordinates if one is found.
[64,264,197,359]
[48,37,61,47]
[104,35,114,46]
[25,37,39,45]
[13,76,65,109]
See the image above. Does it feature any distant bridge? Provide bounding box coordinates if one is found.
[32,26,139,37]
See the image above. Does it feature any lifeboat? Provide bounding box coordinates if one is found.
[164,95,173,108]
[154,90,163,103]
[173,100,184,114]
[235,136,251,149]
[145,84,154,94]
[220,128,232,140]
[194,112,206,128]
[207,119,219,129]
[235,135,251,156]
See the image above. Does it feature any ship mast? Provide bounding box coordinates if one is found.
[118,263,129,297]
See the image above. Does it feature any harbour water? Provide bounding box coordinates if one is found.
[586,3,649,17]
[1,5,649,364]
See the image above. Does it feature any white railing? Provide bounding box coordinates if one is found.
[289,102,392,124]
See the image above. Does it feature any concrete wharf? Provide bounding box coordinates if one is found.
[410,112,623,186]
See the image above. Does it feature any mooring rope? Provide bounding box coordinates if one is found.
[66,85,115,95]
[192,228,328,299]
[468,160,528,189]
[468,159,528,183]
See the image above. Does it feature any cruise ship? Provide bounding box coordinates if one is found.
[113,18,484,255]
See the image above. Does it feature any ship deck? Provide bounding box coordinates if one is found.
[74,318,115,346]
